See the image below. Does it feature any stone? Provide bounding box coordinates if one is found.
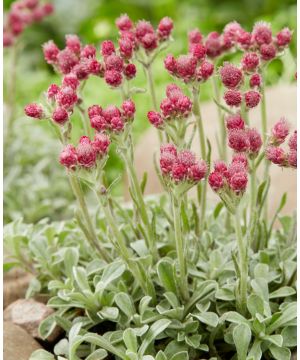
[3,298,58,341]
[4,321,42,360]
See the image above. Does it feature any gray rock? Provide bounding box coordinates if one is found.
[4,321,42,360]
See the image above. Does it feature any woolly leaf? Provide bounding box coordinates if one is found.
[233,323,252,360]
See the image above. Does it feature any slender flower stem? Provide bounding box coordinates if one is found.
[172,195,189,300]
[250,159,256,216]
[77,105,92,138]
[234,207,248,315]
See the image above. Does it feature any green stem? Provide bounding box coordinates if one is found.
[172,195,189,301]
[250,159,256,215]
[234,208,248,316]
[78,106,92,138]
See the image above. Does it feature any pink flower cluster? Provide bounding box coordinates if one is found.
[3,0,53,47]
[147,84,192,128]
[116,14,173,53]
[88,100,136,134]
[160,144,207,184]
[226,114,262,158]
[59,134,110,169]
[208,155,248,194]
[266,118,297,168]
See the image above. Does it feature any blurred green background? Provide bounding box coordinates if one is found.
[3,0,297,224]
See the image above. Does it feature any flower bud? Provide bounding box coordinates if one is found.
[52,107,69,125]
[188,28,202,44]
[65,34,81,54]
[288,150,297,168]
[247,128,262,155]
[104,70,122,87]
[260,43,276,61]
[171,162,188,182]
[77,140,97,168]
[81,44,96,59]
[164,54,177,74]
[43,40,59,64]
[57,48,79,74]
[189,43,207,60]
[188,161,207,182]
[90,115,107,132]
[123,63,136,79]
[119,37,134,59]
[176,54,197,80]
[177,150,196,167]
[147,111,164,128]
[92,133,110,155]
[249,73,261,88]
[88,105,102,118]
[237,30,252,49]
[224,89,242,107]
[136,20,155,41]
[244,90,261,108]
[111,116,124,132]
[160,151,176,175]
[271,118,290,144]
[160,143,177,156]
[252,22,272,45]
[214,161,228,174]
[47,84,60,100]
[205,32,223,58]
[140,33,158,51]
[220,63,243,89]
[101,40,115,57]
[122,99,136,119]
[229,171,248,192]
[288,131,297,151]
[241,52,259,72]
[228,129,249,152]
[24,103,44,119]
[226,114,245,130]
[197,60,214,81]
[276,28,292,48]
[232,153,248,170]
[59,144,77,168]
[208,171,224,191]
[266,146,286,165]
[158,17,173,40]
[116,14,133,31]
[105,54,124,72]
[56,87,78,109]
[62,73,80,90]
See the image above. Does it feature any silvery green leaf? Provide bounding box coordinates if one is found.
[155,351,167,360]
[233,323,252,360]
[125,351,138,360]
[262,335,283,347]
[247,339,262,360]
[97,261,126,291]
[39,313,59,340]
[26,277,41,298]
[64,248,79,278]
[142,356,155,360]
[215,288,235,301]
[269,345,291,360]
[73,267,91,292]
[86,259,107,276]
[247,294,264,317]
[185,334,201,349]
[54,338,69,356]
[29,350,55,360]
[97,306,119,321]
[139,296,153,315]
[170,351,189,360]
[164,292,180,309]
[254,264,269,279]
[82,333,126,359]
[251,278,269,301]
[123,328,138,353]
[114,292,135,318]
[193,312,219,327]
[221,311,249,326]
[267,302,296,334]
[269,287,296,299]
[157,259,177,294]
[132,325,149,337]
[85,349,108,360]
[281,326,297,347]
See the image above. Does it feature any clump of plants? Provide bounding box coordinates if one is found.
[4,13,297,360]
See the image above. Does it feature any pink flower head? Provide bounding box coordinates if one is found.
[57,48,79,74]
[164,54,177,74]
[260,43,276,61]
[90,115,107,132]
[79,136,91,145]
[24,103,44,119]
[288,150,297,168]
[208,171,224,191]
[102,105,121,121]
[59,144,77,168]
[237,30,252,49]
[52,107,69,125]
[188,28,203,44]
[176,95,193,117]
[87,59,104,76]
[160,143,177,156]
[247,128,262,154]
[226,114,245,130]
[116,14,133,31]
[122,99,136,119]
[136,20,155,41]
[188,161,207,182]
[205,32,223,58]
[266,146,286,165]
[244,90,261,108]
[223,21,243,42]
[147,111,164,128]
[62,73,80,90]
[42,3,54,16]
[177,150,196,167]
[241,52,259,72]
[252,22,272,45]
[47,84,60,100]
[88,105,102,119]
[56,87,78,109]
[119,37,134,59]
[3,32,14,47]
[80,44,96,59]
[105,54,124,72]
[276,27,292,48]
[288,131,297,151]
[229,171,248,193]
[176,54,197,80]
[123,63,136,79]
[111,116,124,132]
[271,117,290,144]
[158,17,173,40]
[160,151,176,175]
[171,162,188,182]
[104,70,122,87]
[24,0,39,9]
[228,129,249,152]
[166,83,181,98]
[220,63,243,89]
[232,153,248,170]
[65,34,81,54]
[189,43,207,61]
[227,161,246,178]
[73,62,90,80]
[224,89,242,107]
[101,40,115,57]
[140,32,158,51]
[249,73,261,88]
[43,40,59,64]
[77,139,97,168]
[197,60,214,81]
[92,133,110,155]
[160,98,173,118]
[214,160,228,174]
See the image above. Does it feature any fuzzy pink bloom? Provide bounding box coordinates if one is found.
[229,171,248,192]
[237,30,252,49]
[160,143,177,156]
[47,84,60,100]
[88,105,102,119]
[123,63,136,79]
[266,146,286,165]
[223,21,243,41]
[189,43,207,60]
[176,54,197,80]
[288,150,297,168]
[43,40,59,64]
[104,70,122,87]
[57,48,79,74]
[92,133,110,155]
[87,59,103,76]
[62,73,80,90]
[260,44,276,61]
[252,22,272,45]
[136,20,155,40]
[288,131,297,151]
[111,116,124,132]
[188,161,207,182]
[205,32,223,58]
[73,62,89,80]
[24,0,39,9]
[226,114,245,130]
[247,128,262,154]
[197,60,214,81]
[227,162,246,178]
[220,63,243,89]
[116,14,133,31]
[164,54,177,74]
[60,145,77,168]
[177,150,196,167]
[232,153,248,169]
[249,73,261,88]
[119,37,134,59]
[160,151,176,175]
[166,84,181,98]
[241,52,259,72]
[140,32,158,50]
[188,28,202,44]
[77,141,97,168]
[122,100,135,119]
[65,34,81,54]
[244,90,261,108]
[214,161,228,174]
[52,107,69,125]
[105,54,124,72]
[171,162,188,182]
[24,103,44,119]
[158,17,173,39]
[56,87,78,109]
[80,44,96,59]
[160,98,173,118]
[271,118,289,144]
[3,32,14,47]
[147,111,163,128]
[176,95,193,116]
[228,129,249,152]
[208,171,224,191]
[276,28,292,47]
[79,136,91,144]
[224,89,242,107]
[101,40,115,57]
[42,3,54,15]
[90,115,107,132]
[102,105,121,121]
